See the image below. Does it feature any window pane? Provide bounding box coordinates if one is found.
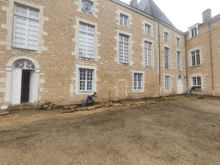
[192,78,196,86]
[165,76,170,91]
[196,51,200,65]
[79,69,93,91]
[165,47,169,69]
[197,77,201,85]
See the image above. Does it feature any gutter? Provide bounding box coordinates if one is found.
[209,23,215,96]
[184,35,188,90]
[158,22,161,96]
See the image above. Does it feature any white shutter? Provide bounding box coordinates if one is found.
[28,19,39,50]
[119,34,129,64]
[165,47,170,69]
[11,69,22,105]
[29,71,36,103]
[14,16,28,48]
[13,5,39,50]
[79,23,95,59]
[145,42,152,67]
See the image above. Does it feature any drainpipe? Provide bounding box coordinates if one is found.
[158,22,161,96]
[184,35,188,91]
[209,22,215,96]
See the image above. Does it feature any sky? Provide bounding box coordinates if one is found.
[119,0,220,32]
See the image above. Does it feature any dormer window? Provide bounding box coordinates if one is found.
[189,24,199,38]
[191,27,197,37]
[82,0,94,15]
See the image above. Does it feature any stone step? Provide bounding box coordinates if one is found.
[0,110,10,116]
[8,106,38,111]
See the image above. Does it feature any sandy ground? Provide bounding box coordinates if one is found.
[0,95,220,165]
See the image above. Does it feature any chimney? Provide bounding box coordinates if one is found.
[203,9,212,24]
[130,0,138,8]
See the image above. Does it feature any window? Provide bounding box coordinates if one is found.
[145,41,152,67]
[14,60,35,70]
[192,77,201,90]
[191,27,198,37]
[79,69,94,91]
[165,75,171,91]
[81,0,94,14]
[177,37,180,46]
[13,5,39,50]
[134,73,143,91]
[164,47,170,69]
[164,32,169,41]
[79,22,95,59]
[120,14,129,27]
[191,50,200,66]
[145,24,151,35]
[119,34,129,64]
[177,51,181,71]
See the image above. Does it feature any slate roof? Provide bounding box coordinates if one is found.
[138,0,175,28]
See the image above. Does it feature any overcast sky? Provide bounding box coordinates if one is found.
[120,0,220,32]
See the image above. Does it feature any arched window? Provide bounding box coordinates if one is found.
[14,60,35,70]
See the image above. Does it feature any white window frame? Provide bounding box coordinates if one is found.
[164,47,170,69]
[13,4,40,50]
[79,68,94,92]
[191,28,198,37]
[189,24,199,38]
[120,14,129,27]
[177,51,181,71]
[164,32,169,42]
[79,22,95,59]
[145,41,152,67]
[145,24,151,35]
[165,75,171,91]
[192,77,201,88]
[176,37,180,46]
[133,73,143,91]
[119,34,130,64]
[191,50,200,66]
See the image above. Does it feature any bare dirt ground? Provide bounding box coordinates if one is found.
[0,95,220,165]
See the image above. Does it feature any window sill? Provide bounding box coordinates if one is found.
[81,11,94,16]
[120,24,130,28]
[191,89,202,92]
[190,65,201,68]
[146,66,153,68]
[79,57,95,61]
[134,90,144,93]
[78,91,94,94]
[120,62,130,65]
[12,46,38,52]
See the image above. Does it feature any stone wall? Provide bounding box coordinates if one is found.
[0,0,186,108]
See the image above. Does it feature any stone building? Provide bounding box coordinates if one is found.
[186,9,220,96]
[0,0,191,110]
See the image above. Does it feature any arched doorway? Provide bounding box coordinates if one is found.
[11,60,36,105]
[177,75,183,95]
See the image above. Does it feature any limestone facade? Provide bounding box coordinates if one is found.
[0,0,188,109]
